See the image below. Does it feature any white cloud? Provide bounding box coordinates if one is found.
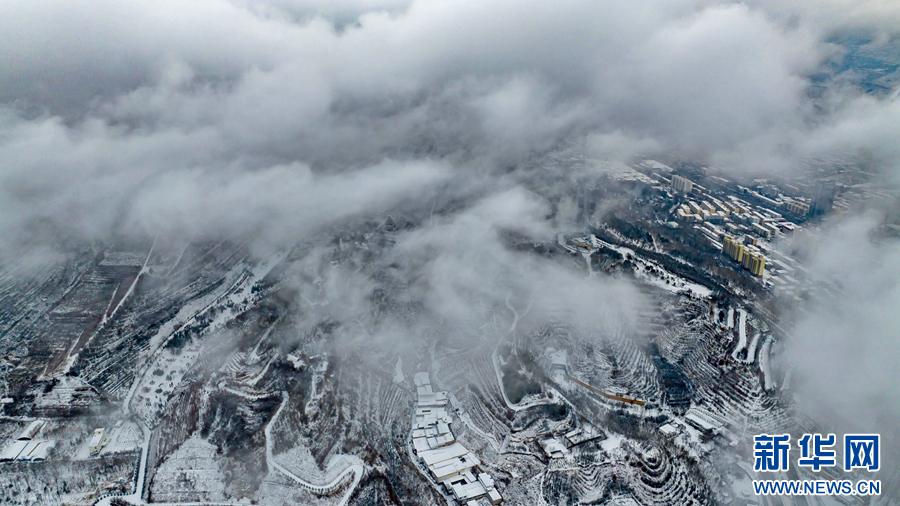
[1,1,898,382]
[780,213,900,452]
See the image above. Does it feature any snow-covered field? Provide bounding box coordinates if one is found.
[588,236,713,299]
[731,309,748,360]
[759,339,775,390]
[151,435,228,502]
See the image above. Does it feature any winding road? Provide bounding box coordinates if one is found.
[264,392,365,506]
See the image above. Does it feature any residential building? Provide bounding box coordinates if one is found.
[671,175,694,193]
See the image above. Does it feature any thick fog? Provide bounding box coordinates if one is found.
[3,0,899,256]
[779,212,900,455]
[285,188,646,360]
[2,0,899,453]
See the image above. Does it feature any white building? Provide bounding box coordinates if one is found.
[89,427,107,456]
[412,372,503,504]
[671,175,694,193]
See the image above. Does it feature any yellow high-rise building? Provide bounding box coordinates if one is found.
[722,236,745,263]
[741,249,766,277]
[733,243,744,263]
[748,253,766,277]
[723,236,765,277]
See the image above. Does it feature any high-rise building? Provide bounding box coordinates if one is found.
[671,175,694,194]
[741,251,753,270]
[809,182,835,217]
[723,235,765,277]
[745,251,766,277]
[722,235,745,263]
[783,199,810,217]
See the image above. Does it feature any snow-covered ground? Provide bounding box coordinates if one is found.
[265,392,365,505]
[731,309,748,360]
[759,339,775,390]
[150,435,227,503]
[304,358,329,416]
[600,433,627,458]
[744,333,761,364]
[639,159,674,172]
[95,420,150,506]
[130,343,202,424]
[126,254,287,424]
[393,357,405,384]
[122,262,249,416]
[72,421,142,460]
[102,421,142,455]
[448,392,501,451]
[491,349,554,412]
[275,447,365,494]
[588,236,713,299]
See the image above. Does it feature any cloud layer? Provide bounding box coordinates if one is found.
[779,213,900,455]
[1,3,899,458]
[2,0,899,257]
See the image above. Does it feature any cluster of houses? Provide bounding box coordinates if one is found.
[412,372,502,505]
[538,423,606,460]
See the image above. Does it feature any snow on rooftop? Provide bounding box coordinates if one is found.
[478,473,494,488]
[565,423,603,446]
[684,407,725,432]
[418,441,470,466]
[659,423,680,436]
[451,480,488,501]
[412,437,430,453]
[430,454,481,481]
[410,371,502,504]
[539,438,569,458]
[89,428,104,444]
[0,440,29,461]
[416,391,449,407]
[21,440,55,461]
